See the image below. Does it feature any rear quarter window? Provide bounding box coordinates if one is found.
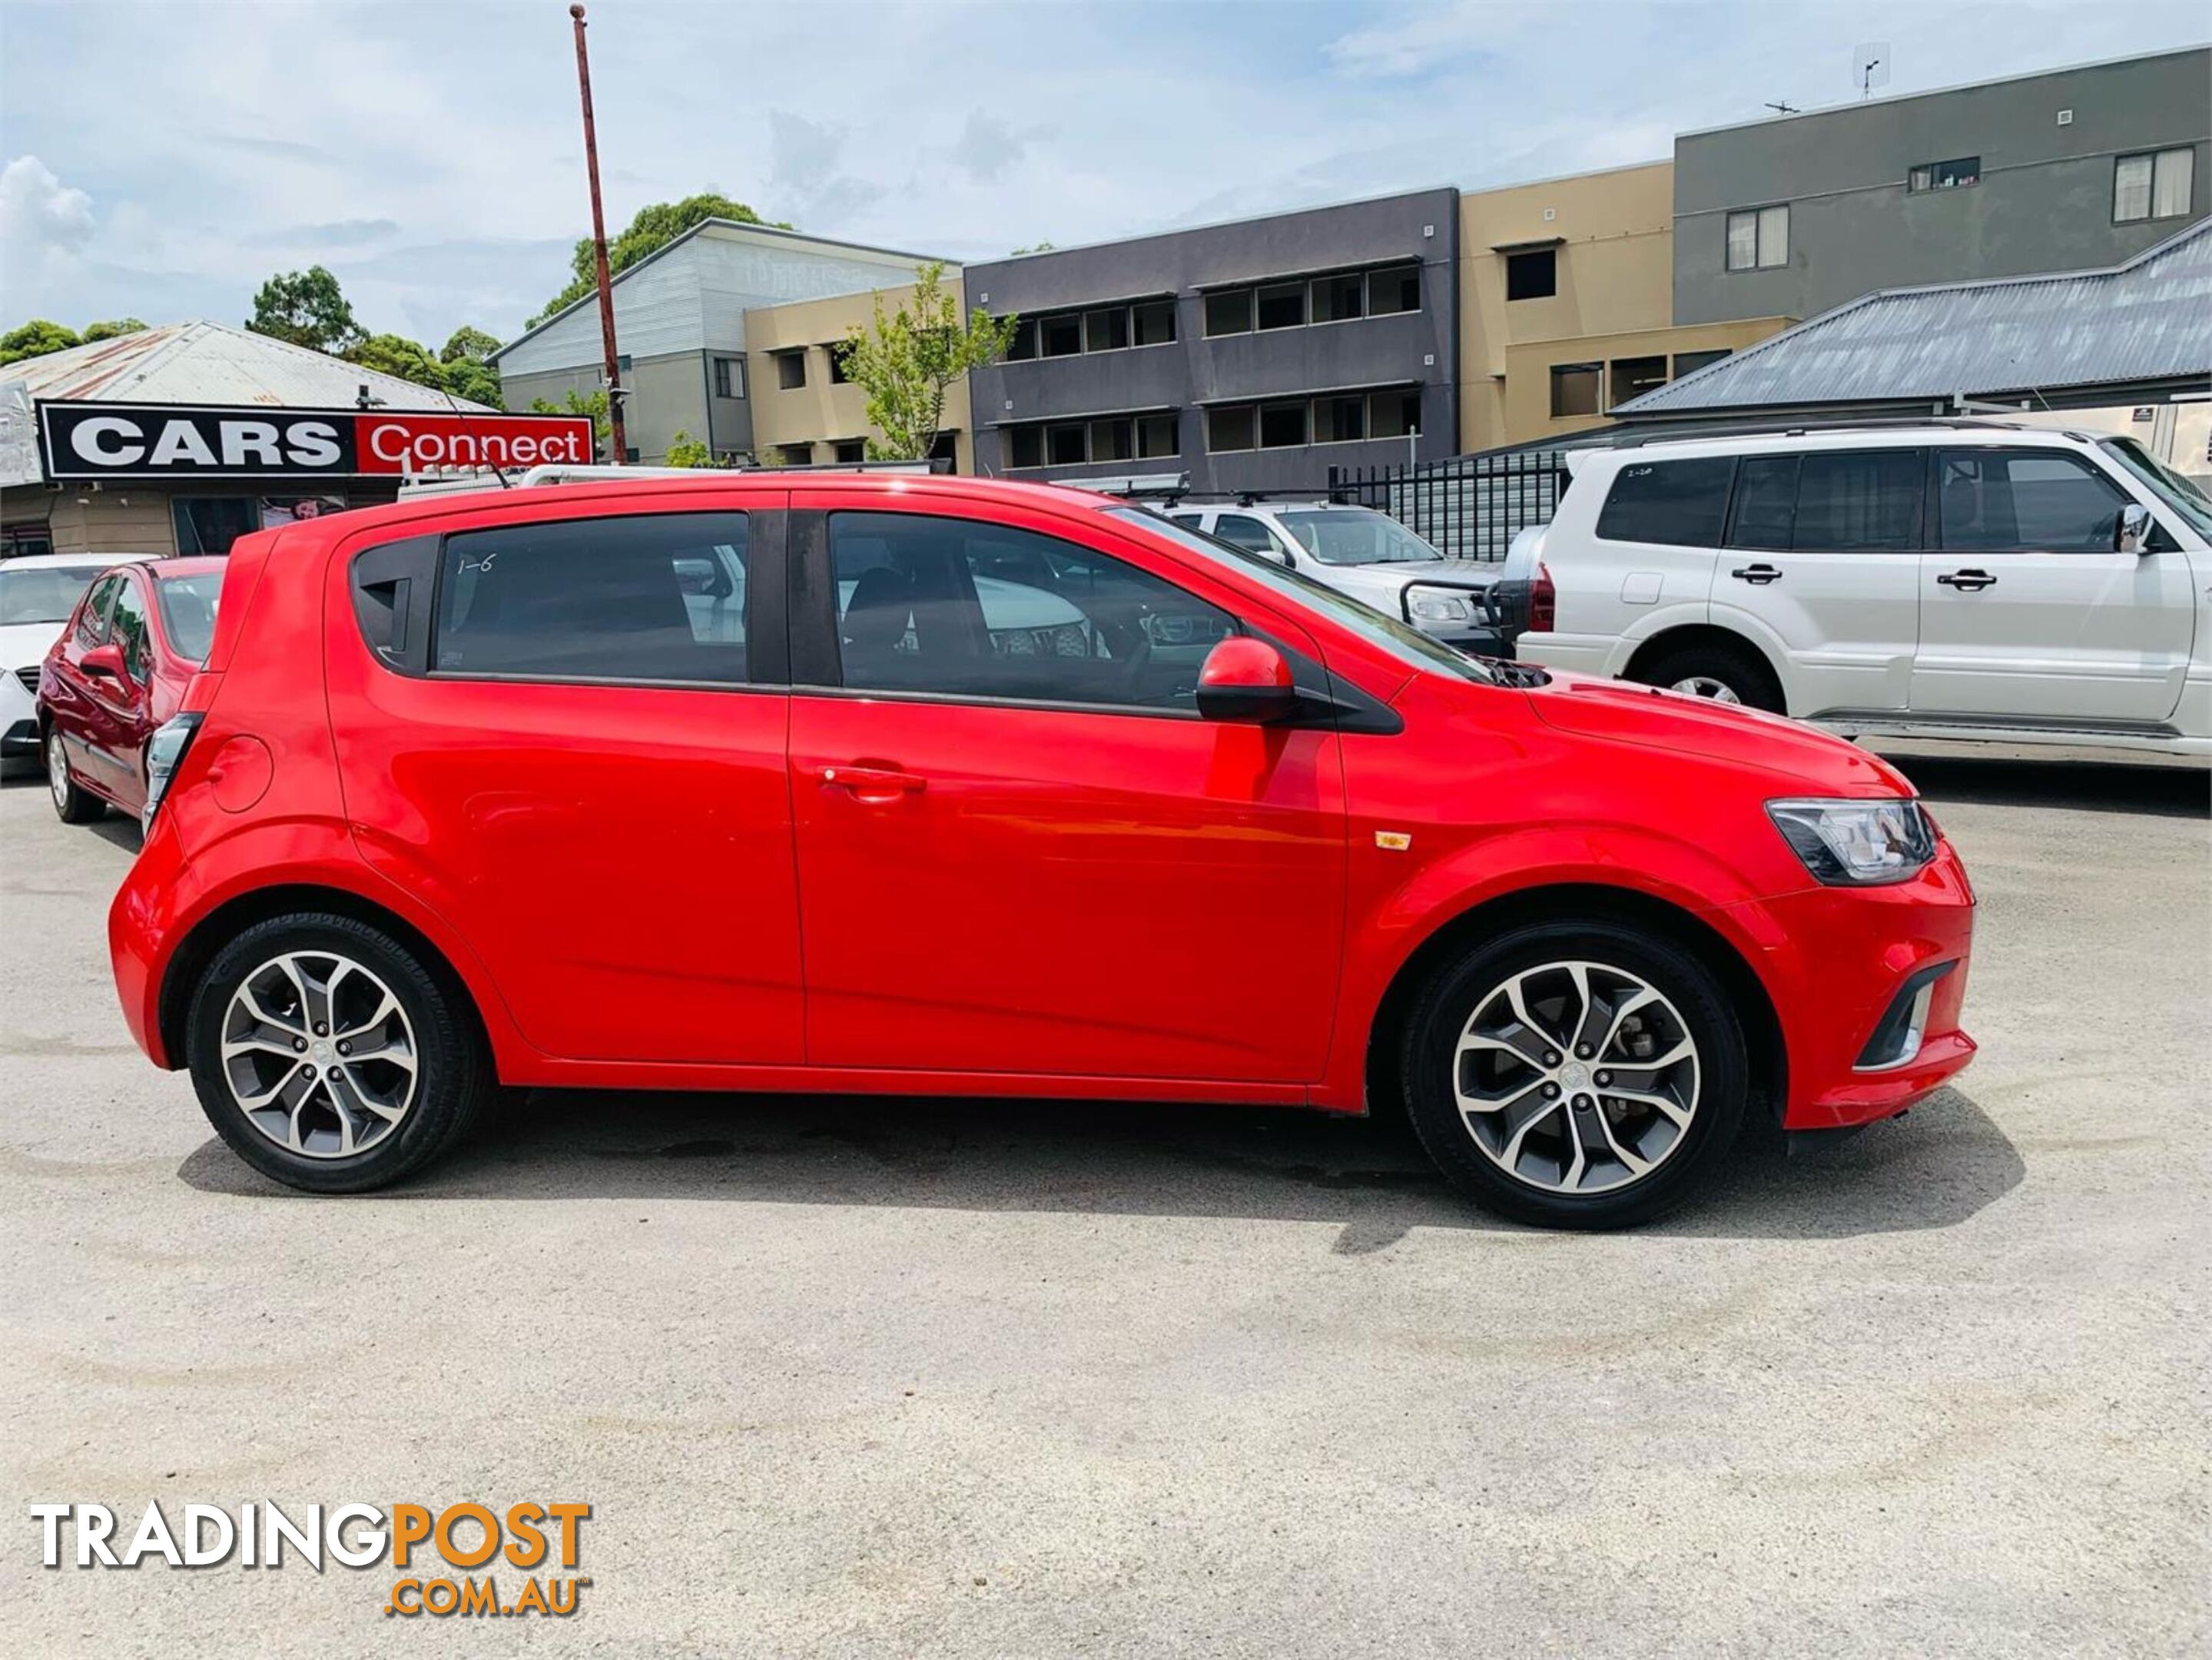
[1595,457,1735,548]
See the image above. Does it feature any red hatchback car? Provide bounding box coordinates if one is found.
[108,475,1975,1227]
[41,556,227,825]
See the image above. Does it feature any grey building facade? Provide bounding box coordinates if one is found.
[963,188,1460,492]
[1674,46,2212,327]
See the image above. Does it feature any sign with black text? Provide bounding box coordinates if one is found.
[37,401,595,481]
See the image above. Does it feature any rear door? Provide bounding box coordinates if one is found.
[1913,446,2196,724]
[326,495,806,1067]
[785,491,1348,1083]
[1713,448,1924,716]
[91,569,158,810]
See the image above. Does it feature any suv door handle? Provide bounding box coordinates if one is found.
[816,765,927,797]
[1937,569,1998,592]
[1729,563,1783,585]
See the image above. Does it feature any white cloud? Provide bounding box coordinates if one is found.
[1,155,98,310]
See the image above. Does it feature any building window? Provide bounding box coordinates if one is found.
[1046,423,1087,465]
[1505,248,1557,301]
[712,356,744,399]
[1673,347,1732,378]
[172,497,260,555]
[1550,363,1602,418]
[778,442,814,466]
[1258,402,1308,447]
[1133,300,1176,346]
[1312,272,1365,323]
[1007,317,1038,360]
[833,439,866,463]
[1009,427,1044,469]
[1609,356,1668,407]
[774,351,807,390]
[1908,156,1981,192]
[1083,307,1129,353]
[2115,147,2194,222]
[1203,290,1253,337]
[1040,314,1083,357]
[1207,388,1413,453]
[1208,405,1256,452]
[1001,412,1172,469]
[1315,394,1367,443]
[1724,204,1789,271]
[1367,264,1421,315]
[1089,417,1134,462]
[1368,390,1421,439]
[927,432,957,465]
[1255,283,1305,330]
[1136,413,1179,458]
[825,343,851,384]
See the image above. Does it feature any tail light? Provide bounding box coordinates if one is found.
[1529,562,1556,632]
[142,712,204,832]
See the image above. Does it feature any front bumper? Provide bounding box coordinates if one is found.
[1721,842,1978,1130]
[1,668,38,758]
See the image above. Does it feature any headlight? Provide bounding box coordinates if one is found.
[142,712,204,832]
[1766,798,1937,886]
[1404,586,1478,625]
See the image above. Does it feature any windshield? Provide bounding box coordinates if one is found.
[1275,507,1443,566]
[154,571,224,663]
[1107,508,1530,689]
[0,564,107,626]
[2101,437,2212,541]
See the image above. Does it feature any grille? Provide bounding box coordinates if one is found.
[12,665,38,695]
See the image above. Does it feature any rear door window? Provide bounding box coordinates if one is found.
[827,510,1237,712]
[1725,455,1799,550]
[433,512,753,683]
[1790,450,1924,551]
[1936,449,2131,552]
[1595,457,1735,547]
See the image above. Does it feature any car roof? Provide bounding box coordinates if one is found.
[143,556,228,579]
[1597,422,2103,461]
[0,551,161,571]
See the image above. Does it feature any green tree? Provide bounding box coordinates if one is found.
[345,332,450,393]
[81,317,147,343]
[1009,241,1056,254]
[247,266,363,354]
[437,325,507,409]
[840,262,1017,463]
[664,429,715,467]
[0,320,81,365]
[530,388,612,460]
[439,325,502,365]
[529,191,791,326]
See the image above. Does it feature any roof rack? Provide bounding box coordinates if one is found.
[1606,415,2035,449]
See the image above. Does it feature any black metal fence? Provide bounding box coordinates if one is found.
[1327,448,1570,562]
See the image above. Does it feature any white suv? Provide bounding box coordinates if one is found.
[1516,422,2212,762]
[1162,499,1508,656]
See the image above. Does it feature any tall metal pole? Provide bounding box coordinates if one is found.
[569,4,626,463]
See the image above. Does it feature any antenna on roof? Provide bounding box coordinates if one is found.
[1852,42,1889,101]
[1763,101,1799,115]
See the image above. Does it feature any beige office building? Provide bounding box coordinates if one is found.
[743,283,973,472]
[1458,161,1791,450]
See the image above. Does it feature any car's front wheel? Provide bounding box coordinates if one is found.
[1400,920,1748,1229]
[185,913,492,1192]
[1634,639,1784,713]
[45,726,104,824]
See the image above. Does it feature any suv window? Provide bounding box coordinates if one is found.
[1937,449,2130,552]
[107,576,151,681]
[433,512,751,682]
[1790,450,1923,551]
[828,511,1237,712]
[75,573,122,646]
[1595,457,1735,548]
[1213,513,1290,558]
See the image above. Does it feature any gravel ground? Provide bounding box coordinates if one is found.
[2,756,2206,1658]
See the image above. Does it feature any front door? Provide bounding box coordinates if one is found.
[786,494,1347,1083]
[327,498,805,1066]
[48,570,136,795]
[1913,447,2196,725]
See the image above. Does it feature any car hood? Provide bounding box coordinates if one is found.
[1523,670,1914,797]
[1322,559,1491,602]
[0,620,66,670]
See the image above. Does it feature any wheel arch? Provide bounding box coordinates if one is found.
[158,883,495,1076]
[1622,622,1783,692]
[1363,882,1787,1127]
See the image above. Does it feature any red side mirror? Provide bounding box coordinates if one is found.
[81,642,128,682]
[1196,636,1298,724]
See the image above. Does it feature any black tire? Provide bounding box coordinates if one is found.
[43,725,105,825]
[1634,638,1784,713]
[185,912,492,1193]
[1398,919,1747,1230]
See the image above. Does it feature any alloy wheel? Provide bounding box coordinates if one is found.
[219,951,419,1158]
[1670,675,1742,704]
[45,729,70,811]
[1452,959,1700,1194]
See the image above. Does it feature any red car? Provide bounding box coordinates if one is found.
[107,476,1975,1227]
[40,556,227,825]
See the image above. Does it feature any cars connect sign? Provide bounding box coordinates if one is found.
[37,401,595,481]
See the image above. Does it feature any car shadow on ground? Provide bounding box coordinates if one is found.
[177,1084,2022,1247]
[1888,753,2209,818]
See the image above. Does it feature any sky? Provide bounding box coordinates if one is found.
[2,0,2207,349]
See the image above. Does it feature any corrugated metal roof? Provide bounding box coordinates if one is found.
[0,321,493,487]
[1617,217,2212,415]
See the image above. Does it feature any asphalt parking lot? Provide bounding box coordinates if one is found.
[2,756,2205,1657]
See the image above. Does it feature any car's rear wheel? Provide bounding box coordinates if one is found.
[1634,639,1784,713]
[1399,920,1747,1230]
[45,727,104,824]
[185,913,492,1193]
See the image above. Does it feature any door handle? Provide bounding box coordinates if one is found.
[1937,569,1997,592]
[816,765,927,797]
[1730,563,1783,585]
